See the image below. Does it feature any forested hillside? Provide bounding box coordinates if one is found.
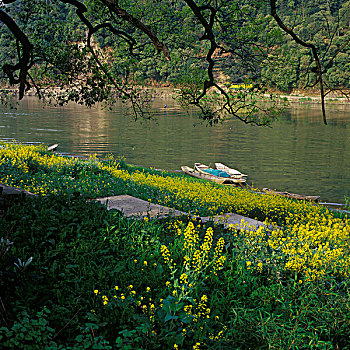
[260,0,350,91]
[0,0,350,124]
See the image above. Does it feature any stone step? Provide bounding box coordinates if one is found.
[95,195,268,230]
[201,213,267,230]
[0,184,36,197]
[95,195,186,218]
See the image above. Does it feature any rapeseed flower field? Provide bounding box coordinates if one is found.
[1,142,349,281]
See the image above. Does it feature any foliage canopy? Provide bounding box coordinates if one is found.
[1,0,350,124]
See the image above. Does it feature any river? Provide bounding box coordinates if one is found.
[0,96,349,203]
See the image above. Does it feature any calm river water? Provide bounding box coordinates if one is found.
[0,96,349,203]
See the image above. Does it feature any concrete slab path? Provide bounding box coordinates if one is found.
[95,195,187,218]
[202,213,266,230]
[95,195,267,230]
[0,184,36,197]
[0,185,267,230]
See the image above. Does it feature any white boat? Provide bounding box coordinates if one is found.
[215,162,247,179]
[47,144,58,151]
[194,163,246,184]
[182,165,246,185]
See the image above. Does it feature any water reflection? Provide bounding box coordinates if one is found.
[0,97,349,203]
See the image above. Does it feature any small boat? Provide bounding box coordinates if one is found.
[262,188,320,202]
[195,163,246,182]
[182,165,246,185]
[47,144,58,151]
[215,162,247,178]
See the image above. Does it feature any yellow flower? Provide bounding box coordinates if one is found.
[180,273,188,284]
[102,295,108,305]
[146,287,151,292]
[94,289,99,295]
[161,245,171,264]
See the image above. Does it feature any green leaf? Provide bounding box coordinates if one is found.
[164,313,179,322]
[115,337,123,344]
[75,335,84,342]
[156,264,164,275]
[171,302,184,313]
[179,314,194,323]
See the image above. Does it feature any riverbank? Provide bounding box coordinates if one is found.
[270,90,350,105]
[2,84,350,105]
[0,142,349,349]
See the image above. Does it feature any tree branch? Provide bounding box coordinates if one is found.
[59,0,148,118]
[270,0,327,125]
[0,8,33,99]
[183,0,217,96]
[178,1,273,125]
[101,0,170,61]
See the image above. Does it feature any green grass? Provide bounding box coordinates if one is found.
[1,196,349,349]
[0,143,350,349]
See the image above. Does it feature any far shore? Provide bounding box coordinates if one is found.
[2,85,350,106]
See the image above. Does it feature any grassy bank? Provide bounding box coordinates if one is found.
[0,142,350,349]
